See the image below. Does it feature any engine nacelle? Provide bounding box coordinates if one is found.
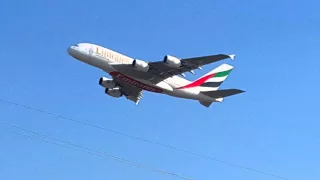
[105,88,122,98]
[132,59,149,72]
[99,77,116,88]
[163,55,181,68]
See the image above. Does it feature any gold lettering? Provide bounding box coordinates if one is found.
[97,47,102,55]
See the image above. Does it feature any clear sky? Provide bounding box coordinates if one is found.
[0,0,319,180]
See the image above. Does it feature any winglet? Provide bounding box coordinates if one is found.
[229,54,236,60]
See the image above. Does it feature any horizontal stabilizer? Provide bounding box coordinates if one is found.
[202,89,245,99]
[199,100,213,107]
[199,97,224,108]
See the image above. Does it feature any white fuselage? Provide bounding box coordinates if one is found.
[67,43,216,102]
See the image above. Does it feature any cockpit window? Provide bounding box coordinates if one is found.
[73,44,79,47]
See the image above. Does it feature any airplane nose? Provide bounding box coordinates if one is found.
[67,46,73,55]
[67,46,77,57]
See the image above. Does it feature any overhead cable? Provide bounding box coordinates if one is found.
[0,98,288,180]
[0,121,193,180]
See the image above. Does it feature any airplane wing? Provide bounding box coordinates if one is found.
[111,75,143,104]
[147,54,235,80]
[111,54,235,84]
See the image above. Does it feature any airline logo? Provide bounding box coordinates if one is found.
[110,72,163,93]
[176,68,232,89]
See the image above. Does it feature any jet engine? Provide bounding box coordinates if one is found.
[132,59,149,72]
[105,88,122,98]
[99,77,116,88]
[163,55,181,68]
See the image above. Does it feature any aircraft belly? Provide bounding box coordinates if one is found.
[164,89,197,100]
[155,81,173,91]
[164,88,215,102]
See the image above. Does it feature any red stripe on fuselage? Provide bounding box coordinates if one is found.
[109,72,163,93]
[176,73,215,89]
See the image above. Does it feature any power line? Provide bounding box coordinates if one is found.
[0,121,193,180]
[0,98,288,180]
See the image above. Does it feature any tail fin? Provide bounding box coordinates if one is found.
[177,64,234,91]
[198,64,234,91]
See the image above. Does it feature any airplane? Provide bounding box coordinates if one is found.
[67,43,244,107]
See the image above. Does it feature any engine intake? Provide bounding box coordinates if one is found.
[99,77,116,89]
[132,59,149,72]
[105,88,122,98]
[163,55,181,68]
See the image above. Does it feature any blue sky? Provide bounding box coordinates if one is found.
[0,0,319,179]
